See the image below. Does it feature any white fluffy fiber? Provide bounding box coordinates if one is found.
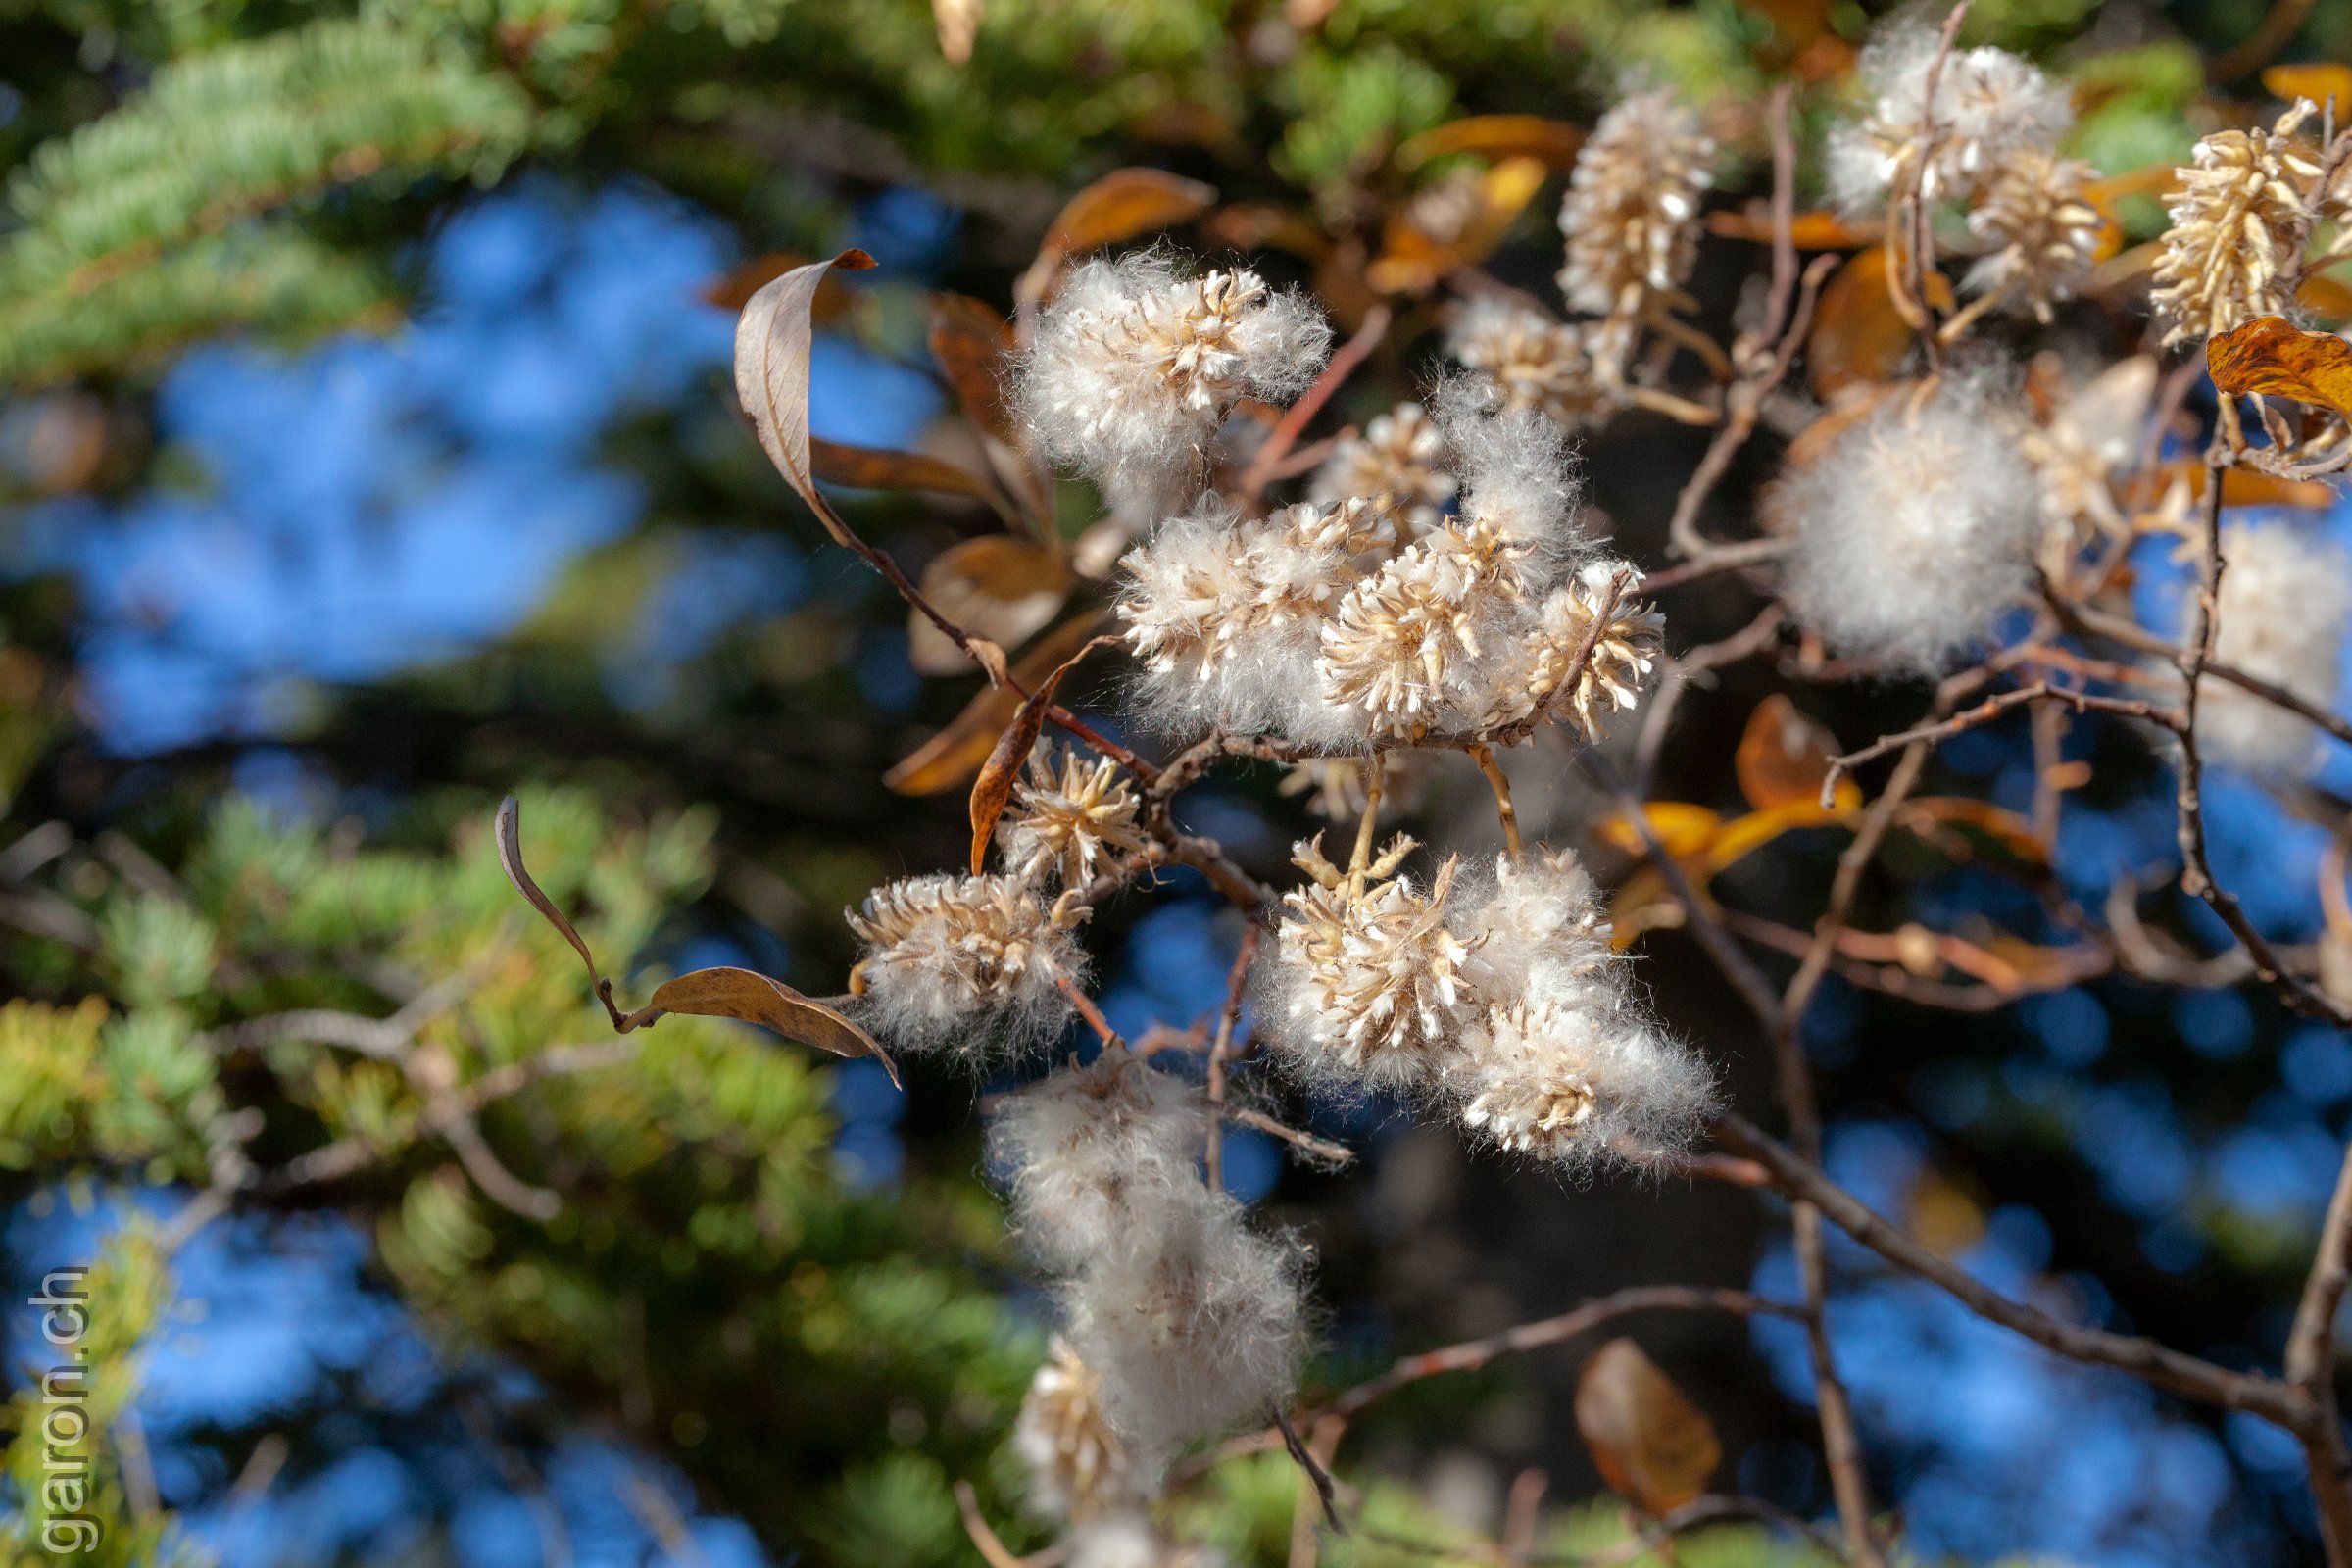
[1448,851,1717,1169]
[989,1054,1310,1477]
[1440,383,1587,570]
[1015,253,1330,517]
[2194,520,2352,777]
[845,872,1083,1063]
[986,1054,1213,1277]
[1827,21,2073,214]
[1060,1190,1308,1475]
[1776,377,2040,674]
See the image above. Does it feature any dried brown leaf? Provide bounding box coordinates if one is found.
[495,797,625,1028]
[1574,1339,1722,1516]
[929,294,1020,445]
[2263,63,2352,112]
[968,657,1079,874]
[1394,116,1585,172]
[632,966,899,1086]
[1807,248,1951,399]
[1042,169,1218,261]
[885,612,1108,794]
[1734,695,1840,812]
[1366,157,1548,297]
[809,434,1009,514]
[733,249,878,547]
[2207,316,2352,417]
[907,536,1072,676]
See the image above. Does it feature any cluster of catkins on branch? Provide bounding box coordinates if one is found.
[832,19,2352,1546]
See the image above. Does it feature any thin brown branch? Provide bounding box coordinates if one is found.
[1238,306,1394,508]
[1320,1286,1800,1421]
[1820,683,2180,808]
[1204,924,1259,1193]
[1468,743,1523,860]
[2175,465,2352,1025]
[1712,1112,2308,1426]
[1225,1104,1353,1168]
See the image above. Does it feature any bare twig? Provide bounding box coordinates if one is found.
[1237,306,1394,508]
[1204,925,1259,1192]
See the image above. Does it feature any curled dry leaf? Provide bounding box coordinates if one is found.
[734,249,879,547]
[1365,156,1548,296]
[2302,271,2352,321]
[929,294,1020,446]
[885,612,1108,795]
[2263,63,2352,112]
[809,435,1016,526]
[1735,695,1844,812]
[495,800,897,1084]
[1574,1338,1722,1516]
[630,966,899,1087]
[907,535,1073,676]
[703,253,858,318]
[1807,248,1952,399]
[967,646,1091,874]
[1394,115,1586,172]
[1019,169,1219,305]
[2207,316,2352,418]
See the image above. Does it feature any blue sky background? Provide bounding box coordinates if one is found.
[8,172,2352,1565]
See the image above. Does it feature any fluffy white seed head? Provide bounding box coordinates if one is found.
[1828,24,2073,214]
[1309,401,1458,537]
[2150,101,2327,347]
[1962,148,2104,321]
[1446,298,1621,430]
[1558,89,1715,321]
[1478,561,1664,742]
[1449,849,1716,1171]
[845,872,1083,1059]
[1443,389,1588,567]
[1264,835,1474,1092]
[2193,519,2352,777]
[1001,748,1147,887]
[1775,378,2040,673]
[986,1053,1213,1277]
[1014,1342,1138,1523]
[1016,254,1331,515]
[1317,516,1539,739]
[1116,495,1390,742]
[1060,1192,1308,1476]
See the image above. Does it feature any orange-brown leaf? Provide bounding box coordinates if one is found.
[2263,63,2352,112]
[1735,695,1842,811]
[1042,169,1218,260]
[702,252,857,318]
[495,797,610,1005]
[2208,316,2352,416]
[1575,1340,1722,1516]
[2082,163,2180,211]
[733,250,879,548]
[2302,271,2352,322]
[1595,802,1724,862]
[884,612,1108,794]
[1807,248,1951,399]
[1703,799,1852,875]
[968,655,1082,874]
[1703,206,1874,249]
[1395,115,1585,172]
[809,435,1008,513]
[636,967,899,1086]
[907,536,1072,676]
[929,294,1020,445]
[1366,157,1548,297]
